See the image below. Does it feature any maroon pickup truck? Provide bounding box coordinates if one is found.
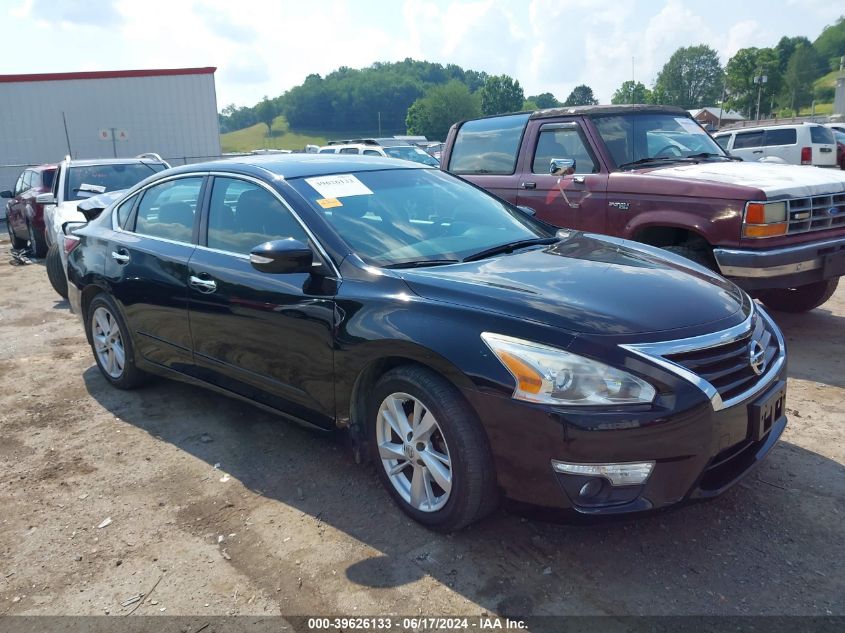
[442,105,845,313]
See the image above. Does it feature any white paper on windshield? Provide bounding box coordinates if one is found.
[304,174,373,199]
[675,117,705,134]
[79,183,107,194]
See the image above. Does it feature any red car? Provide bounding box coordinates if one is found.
[2,164,57,257]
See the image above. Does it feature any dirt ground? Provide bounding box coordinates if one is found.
[0,231,843,621]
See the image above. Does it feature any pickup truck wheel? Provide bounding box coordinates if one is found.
[369,365,498,531]
[759,279,839,313]
[27,220,48,258]
[661,244,715,270]
[46,243,68,299]
[6,214,27,249]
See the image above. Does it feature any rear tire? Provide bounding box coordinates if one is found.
[46,242,68,299]
[369,365,498,531]
[6,214,27,249]
[86,293,149,389]
[759,279,839,313]
[27,220,47,257]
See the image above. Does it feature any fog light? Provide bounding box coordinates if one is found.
[578,478,604,499]
[551,460,655,486]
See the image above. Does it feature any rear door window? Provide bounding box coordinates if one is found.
[810,126,835,144]
[133,177,204,243]
[713,136,731,150]
[763,129,797,146]
[448,113,530,175]
[733,131,764,149]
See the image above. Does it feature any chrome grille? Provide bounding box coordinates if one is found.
[787,193,845,234]
[662,313,779,402]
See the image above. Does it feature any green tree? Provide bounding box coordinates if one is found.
[725,47,781,118]
[563,84,599,106]
[406,81,481,141]
[255,97,277,137]
[814,16,845,71]
[783,44,823,114]
[610,81,652,104]
[775,36,812,74]
[480,74,525,115]
[654,44,724,108]
[522,99,539,111]
[528,92,561,108]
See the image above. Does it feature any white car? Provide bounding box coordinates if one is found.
[41,154,169,298]
[317,143,439,166]
[713,122,837,167]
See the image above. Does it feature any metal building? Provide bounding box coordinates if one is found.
[0,67,221,189]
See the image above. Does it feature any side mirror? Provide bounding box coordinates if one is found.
[0,190,12,199]
[550,158,576,176]
[36,192,56,205]
[516,205,536,217]
[250,239,313,274]
[62,221,86,236]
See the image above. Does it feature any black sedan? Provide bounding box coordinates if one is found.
[66,155,787,530]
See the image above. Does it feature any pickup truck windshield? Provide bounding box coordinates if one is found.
[593,113,728,169]
[289,168,548,267]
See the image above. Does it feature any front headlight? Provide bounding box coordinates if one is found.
[481,332,656,406]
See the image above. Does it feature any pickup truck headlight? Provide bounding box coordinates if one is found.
[743,202,787,238]
[481,333,656,406]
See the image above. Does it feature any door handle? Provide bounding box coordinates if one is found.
[520,181,537,189]
[189,275,217,293]
[573,176,586,184]
[111,251,130,264]
[752,150,763,154]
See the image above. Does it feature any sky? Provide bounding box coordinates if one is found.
[1,0,842,111]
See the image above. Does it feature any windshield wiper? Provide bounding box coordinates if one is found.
[383,259,460,269]
[463,237,558,262]
[686,152,742,161]
[617,156,699,170]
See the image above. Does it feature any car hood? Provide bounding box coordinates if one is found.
[647,161,845,199]
[399,233,747,336]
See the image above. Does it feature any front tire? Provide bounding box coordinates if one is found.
[45,243,68,299]
[27,220,47,257]
[369,365,498,531]
[759,279,839,313]
[86,294,148,389]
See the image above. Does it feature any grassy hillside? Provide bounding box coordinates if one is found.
[814,69,840,90]
[221,115,328,152]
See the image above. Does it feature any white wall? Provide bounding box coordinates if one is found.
[0,71,221,190]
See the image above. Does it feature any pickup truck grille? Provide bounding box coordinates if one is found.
[787,193,845,234]
[663,313,780,403]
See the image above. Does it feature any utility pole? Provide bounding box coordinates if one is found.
[631,57,635,105]
[753,70,767,122]
[378,112,382,136]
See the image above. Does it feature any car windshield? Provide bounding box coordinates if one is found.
[65,163,166,201]
[384,146,440,166]
[289,168,548,267]
[593,113,728,168]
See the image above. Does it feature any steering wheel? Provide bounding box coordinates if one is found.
[653,144,683,158]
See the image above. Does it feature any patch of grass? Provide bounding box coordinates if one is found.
[798,102,833,115]
[813,69,841,90]
[221,116,328,152]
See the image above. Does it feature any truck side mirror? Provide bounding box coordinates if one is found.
[550,158,576,176]
[0,190,12,199]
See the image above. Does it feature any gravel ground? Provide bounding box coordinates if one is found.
[0,233,843,619]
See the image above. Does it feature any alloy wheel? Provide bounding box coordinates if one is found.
[92,306,125,379]
[376,392,453,512]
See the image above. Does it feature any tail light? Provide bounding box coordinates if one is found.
[801,147,812,165]
[64,234,81,255]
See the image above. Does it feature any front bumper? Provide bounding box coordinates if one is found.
[464,365,787,516]
[714,236,845,291]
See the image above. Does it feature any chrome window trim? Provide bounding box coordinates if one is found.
[620,305,786,412]
[110,170,341,279]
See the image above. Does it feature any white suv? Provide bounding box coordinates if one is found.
[317,143,439,166]
[713,123,837,167]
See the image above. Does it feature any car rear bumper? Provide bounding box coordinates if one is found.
[714,236,845,290]
[464,364,787,516]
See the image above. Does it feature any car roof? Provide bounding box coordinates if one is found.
[164,154,429,179]
[529,104,690,119]
[718,122,824,133]
[65,157,167,166]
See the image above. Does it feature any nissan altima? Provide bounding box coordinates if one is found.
[65,155,787,531]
